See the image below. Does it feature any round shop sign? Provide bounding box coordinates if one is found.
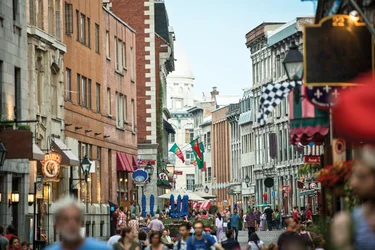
[42,152,61,182]
[310,182,318,190]
[132,169,148,186]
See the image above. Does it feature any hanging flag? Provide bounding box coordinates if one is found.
[191,160,197,166]
[201,162,207,172]
[190,139,203,160]
[193,142,205,170]
[169,143,185,163]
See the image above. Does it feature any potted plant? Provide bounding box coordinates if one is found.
[17,124,31,131]
[0,120,14,130]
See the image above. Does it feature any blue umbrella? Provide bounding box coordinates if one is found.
[150,194,155,217]
[184,195,189,216]
[141,195,146,218]
[181,195,186,216]
[177,195,182,218]
[170,194,175,218]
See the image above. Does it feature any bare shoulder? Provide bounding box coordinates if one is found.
[331,212,353,250]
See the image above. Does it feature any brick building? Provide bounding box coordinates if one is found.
[212,106,231,211]
[62,0,137,239]
[110,0,175,210]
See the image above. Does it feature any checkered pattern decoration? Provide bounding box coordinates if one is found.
[257,81,301,126]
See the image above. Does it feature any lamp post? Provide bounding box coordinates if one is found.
[0,141,7,167]
[283,41,304,104]
[245,175,250,187]
[144,162,154,182]
[204,185,209,194]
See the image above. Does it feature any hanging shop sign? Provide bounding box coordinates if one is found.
[304,15,373,86]
[132,169,148,186]
[304,156,321,164]
[310,182,318,190]
[41,152,61,182]
[157,170,172,189]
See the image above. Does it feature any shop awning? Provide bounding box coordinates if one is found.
[132,155,138,170]
[116,152,134,172]
[33,143,45,161]
[289,86,329,145]
[163,119,175,134]
[51,138,80,166]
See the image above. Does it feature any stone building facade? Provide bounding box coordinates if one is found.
[0,0,31,242]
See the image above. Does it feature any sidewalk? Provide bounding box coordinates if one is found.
[237,229,284,249]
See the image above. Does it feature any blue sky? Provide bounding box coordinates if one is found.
[166,0,315,96]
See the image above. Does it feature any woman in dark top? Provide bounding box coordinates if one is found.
[113,227,140,250]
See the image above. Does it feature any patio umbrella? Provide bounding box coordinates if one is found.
[158,189,207,201]
[141,195,146,218]
[177,195,182,218]
[150,194,155,217]
[170,194,175,218]
[183,195,189,216]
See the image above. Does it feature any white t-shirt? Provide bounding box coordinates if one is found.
[107,235,121,247]
[215,218,223,228]
[248,240,264,250]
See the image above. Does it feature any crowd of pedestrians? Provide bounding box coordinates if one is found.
[0,225,32,250]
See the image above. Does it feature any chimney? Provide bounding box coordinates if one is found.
[211,87,219,100]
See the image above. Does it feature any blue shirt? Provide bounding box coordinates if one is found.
[186,234,216,250]
[46,238,111,250]
[230,213,240,228]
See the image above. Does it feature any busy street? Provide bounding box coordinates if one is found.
[1,0,375,250]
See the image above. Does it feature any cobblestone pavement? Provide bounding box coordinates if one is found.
[236,229,284,249]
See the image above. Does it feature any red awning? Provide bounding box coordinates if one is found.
[116,152,134,172]
[116,152,127,171]
[132,155,138,170]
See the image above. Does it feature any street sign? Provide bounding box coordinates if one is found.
[272,191,276,197]
[304,155,321,164]
[304,15,373,86]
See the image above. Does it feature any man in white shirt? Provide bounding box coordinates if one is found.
[173,223,191,250]
[107,229,121,247]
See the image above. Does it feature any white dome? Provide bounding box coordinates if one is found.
[169,44,195,79]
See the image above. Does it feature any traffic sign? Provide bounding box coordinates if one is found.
[272,191,276,197]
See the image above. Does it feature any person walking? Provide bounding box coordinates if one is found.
[215,213,224,243]
[299,224,314,249]
[305,207,313,222]
[113,227,140,250]
[129,214,140,240]
[161,229,174,249]
[245,210,256,241]
[0,226,9,250]
[274,208,280,230]
[118,207,127,230]
[331,145,375,250]
[108,229,122,247]
[45,196,110,250]
[246,232,264,250]
[173,223,191,250]
[147,214,165,232]
[5,225,16,241]
[264,206,273,231]
[145,231,168,250]
[186,221,223,250]
[112,206,120,236]
[229,209,240,241]
[221,230,240,250]
[254,209,261,231]
[277,217,300,250]
[9,237,20,250]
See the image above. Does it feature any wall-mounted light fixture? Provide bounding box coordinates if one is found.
[9,192,20,206]
[0,192,2,203]
[28,193,35,206]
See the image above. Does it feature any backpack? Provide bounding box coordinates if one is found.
[190,235,211,250]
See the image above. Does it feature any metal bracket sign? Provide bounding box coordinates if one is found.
[303,15,373,86]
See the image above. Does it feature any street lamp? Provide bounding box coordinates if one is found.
[80,156,91,182]
[145,162,154,181]
[0,141,7,167]
[28,193,35,206]
[245,175,250,187]
[204,185,209,193]
[11,192,20,204]
[283,41,304,104]
[166,164,175,176]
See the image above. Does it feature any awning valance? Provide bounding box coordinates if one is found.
[299,188,321,197]
[51,138,80,166]
[33,143,44,161]
[289,86,329,146]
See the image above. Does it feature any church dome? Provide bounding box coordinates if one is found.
[169,44,195,79]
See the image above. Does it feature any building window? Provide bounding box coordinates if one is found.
[105,30,110,58]
[207,132,211,146]
[116,92,124,128]
[122,42,126,69]
[88,79,92,109]
[65,2,73,35]
[36,0,42,28]
[107,88,111,115]
[117,39,123,71]
[87,18,90,48]
[29,0,35,25]
[80,13,86,44]
[14,67,21,120]
[185,129,194,143]
[185,151,194,161]
[123,95,127,123]
[0,61,2,115]
[207,167,212,182]
[186,175,194,191]
[65,68,71,100]
[48,0,53,34]
[131,99,135,132]
[55,0,61,40]
[12,0,18,21]
[77,74,80,104]
[95,23,100,53]
[51,76,57,114]
[76,10,79,40]
[130,47,134,81]
[81,76,87,107]
[169,133,175,143]
[96,83,100,112]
